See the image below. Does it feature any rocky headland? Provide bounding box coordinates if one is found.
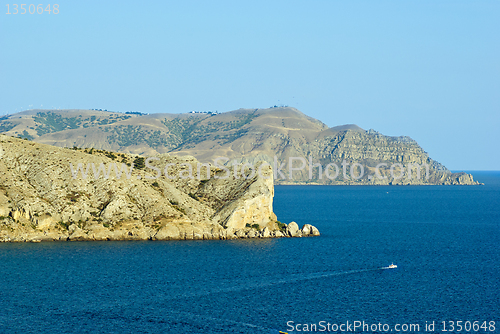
[0,135,319,242]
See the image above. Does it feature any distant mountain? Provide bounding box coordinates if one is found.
[0,107,480,185]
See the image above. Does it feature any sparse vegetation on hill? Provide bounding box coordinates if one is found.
[160,110,258,148]
[33,112,82,135]
[30,111,131,136]
[0,121,16,133]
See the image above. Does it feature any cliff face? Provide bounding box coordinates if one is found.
[268,129,481,185]
[0,135,318,242]
[0,107,480,185]
[197,162,277,230]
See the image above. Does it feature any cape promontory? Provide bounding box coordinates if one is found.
[0,135,318,242]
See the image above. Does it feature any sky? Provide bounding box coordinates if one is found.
[1,0,498,170]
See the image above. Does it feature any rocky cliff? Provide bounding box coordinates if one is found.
[0,135,319,242]
[270,128,481,185]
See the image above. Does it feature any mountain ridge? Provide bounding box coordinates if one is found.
[0,107,480,185]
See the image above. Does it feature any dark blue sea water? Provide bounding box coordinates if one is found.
[1,172,499,333]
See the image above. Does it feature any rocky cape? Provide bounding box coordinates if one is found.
[0,135,319,242]
[0,107,480,185]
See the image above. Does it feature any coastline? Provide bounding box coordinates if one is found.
[0,221,320,243]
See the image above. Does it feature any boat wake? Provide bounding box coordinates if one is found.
[155,266,391,332]
[158,267,383,332]
[171,267,383,301]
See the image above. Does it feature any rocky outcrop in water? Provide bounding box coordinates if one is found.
[0,135,319,242]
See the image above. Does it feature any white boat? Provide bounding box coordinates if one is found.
[387,263,397,269]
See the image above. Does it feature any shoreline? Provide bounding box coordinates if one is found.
[0,222,320,243]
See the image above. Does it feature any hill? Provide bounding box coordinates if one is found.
[0,135,320,242]
[0,107,480,185]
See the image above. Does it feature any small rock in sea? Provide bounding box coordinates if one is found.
[286,221,300,237]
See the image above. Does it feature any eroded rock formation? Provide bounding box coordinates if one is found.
[0,135,319,242]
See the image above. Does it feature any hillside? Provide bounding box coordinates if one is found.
[0,107,480,185]
[0,135,320,242]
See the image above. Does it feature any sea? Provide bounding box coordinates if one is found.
[0,171,498,333]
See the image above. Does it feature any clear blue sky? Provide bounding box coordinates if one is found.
[1,0,498,170]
